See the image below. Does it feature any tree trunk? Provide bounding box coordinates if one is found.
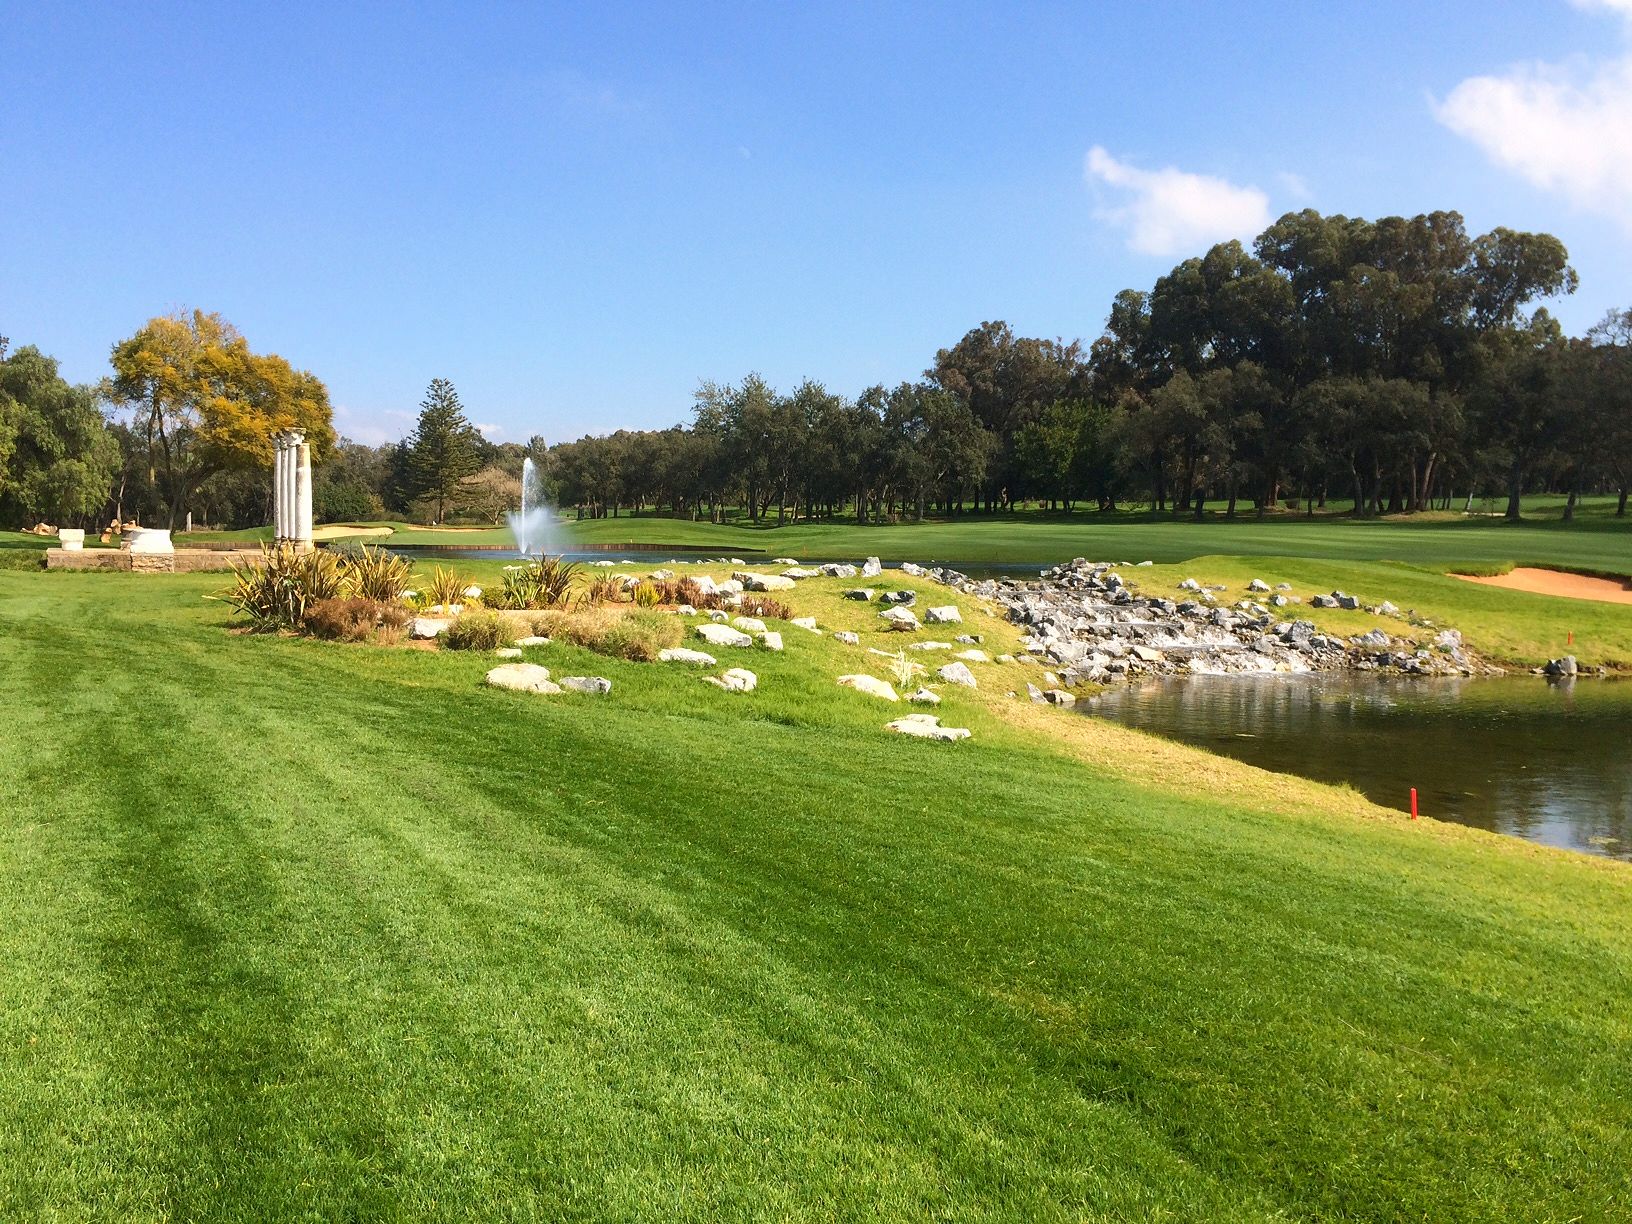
[1618,486,1628,516]
[1506,465,1525,521]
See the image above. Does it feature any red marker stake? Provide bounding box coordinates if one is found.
[1410,787,1419,820]
[1568,630,1574,646]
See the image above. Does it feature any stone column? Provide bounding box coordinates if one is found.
[273,435,286,542]
[294,437,313,550]
[280,433,296,543]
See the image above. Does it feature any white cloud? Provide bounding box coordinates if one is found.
[1434,4,1632,227]
[476,422,503,439]
[1085,146,1274,257]
[1276,171,1313,202]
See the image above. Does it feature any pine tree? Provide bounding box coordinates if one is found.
[404,378,481,523]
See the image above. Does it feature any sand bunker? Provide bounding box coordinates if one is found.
[312,525,394,541]
[1457,567,1632,605]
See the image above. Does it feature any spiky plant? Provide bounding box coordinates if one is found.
[342,544,413,603]
[887,649,927,691]
[216,545,346,630]
[421,566,471,611]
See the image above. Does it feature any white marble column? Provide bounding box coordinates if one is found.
[273,436,285,542]
[294,438,313,550]
[274,434,290,542]
[281,434,296,543]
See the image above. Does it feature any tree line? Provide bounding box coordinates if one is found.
[5,207,1631,533]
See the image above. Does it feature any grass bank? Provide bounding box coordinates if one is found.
[1,566,1629,1219]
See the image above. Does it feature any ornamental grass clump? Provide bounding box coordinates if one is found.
[305,597,411,642]
[342,545,413,603]
[443,610,515,651]
[528,607,681,661]
[585,575,626,605]
[494,557,580,609]
[737,593,791,620]
[421,566,473,612]
[218,544,347,630]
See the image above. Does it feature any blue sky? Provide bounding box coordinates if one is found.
[6,1,1632,445]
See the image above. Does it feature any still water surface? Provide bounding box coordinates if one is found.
[1086,674,1632,860]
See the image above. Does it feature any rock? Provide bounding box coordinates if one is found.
[861,556,883,577]
[821,563,859,578]
[772,557,799,565]
[494,647,524,659]
[1248,578,1271,592]
[925,605,962,624]
[697,623,753,648]
[1311,594,1338,608]
[1355,628,1391,649]
[953,648,988,663]
[1269,594,1289,608]
[843,588,877,601]
[1043,689,1076,707]
[1333,592,1361,610]
[955,633,982,644]
[1026,682,1045,703]
[743,573,795,592]
[837,674,900,701]
[790,616,821,633]
[514,635,550,647]
[758,631,784,651]
[1178,578,1203,592]
[1377,600,1400,616]
[938,661,977,687]
[717,579,745,595]
[909,641,954,651]
[705,667,758,692]
[878,606,920,628]
[906,687,941,705]
[1544,655,1579,676]
[1434,629,1463,652]
[410,617,451,639]
[885,713,971,742]
[900,562,928,577]
[880,590,917,605]
[782,567,821,579]
[675,605,697,616]
[1136,560,1154,567]
[484,663,559,694]
[558,676,613,694]
[658,647,717,666]
[732,616,768,633]
[995,653,1014,664]
[1130,645,1164,663]
[833,631,860,645]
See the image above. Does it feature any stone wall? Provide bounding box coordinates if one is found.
[44,548,255,573]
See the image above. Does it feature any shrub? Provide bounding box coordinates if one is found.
[493,556,580,609]
[631,580,661,607]
[217,545,346,630]
[528,607,681,661]
[443,609,515,651]
[306,597,410,642]
[737,593,791,619]
[342,545,413,603]
[421,566,472,611]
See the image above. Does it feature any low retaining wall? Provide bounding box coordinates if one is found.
[45,548,258,573]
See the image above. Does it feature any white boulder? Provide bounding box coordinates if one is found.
[410,617,452,639]
[757,631,784,651]
[732,616,768,633]
[906,688,941,705]
[697,623,753,648]
[790,616,821,633]
[886,713,971,742]
[558,676,612,694]
[833,631,860,645]
[878,606,920,628]
[925,606,962,625]
[658,647,717,666]
[515,635,550,647]
[938,662,977,687]
[837,674,900,701]
[861,556,883,577]
[954,649,989,663]
[705,668,758,692]
[485,663,559,694]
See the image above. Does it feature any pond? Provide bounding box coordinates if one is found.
[1084,674,1632,860]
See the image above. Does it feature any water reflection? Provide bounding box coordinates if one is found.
[1086,674,1632,860]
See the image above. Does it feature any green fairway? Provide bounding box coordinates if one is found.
[2,568,1629,1220]
[268,504,1632,575]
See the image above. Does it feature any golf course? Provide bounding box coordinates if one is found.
[3,510,1630,1221]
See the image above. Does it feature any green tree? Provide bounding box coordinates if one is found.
[0,345,121,527]
[405,378,481,523]
[106,310,333,528]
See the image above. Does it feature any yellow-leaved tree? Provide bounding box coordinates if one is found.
[107,310,333,528]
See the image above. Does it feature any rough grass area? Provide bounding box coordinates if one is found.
[528,605,684,661]
[1,567,1629,1219]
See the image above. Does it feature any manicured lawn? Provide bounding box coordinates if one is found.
[291,506,1632,575]
[2,568,1629,1219]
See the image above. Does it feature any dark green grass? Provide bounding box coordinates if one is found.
[2,571,1630,1220]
